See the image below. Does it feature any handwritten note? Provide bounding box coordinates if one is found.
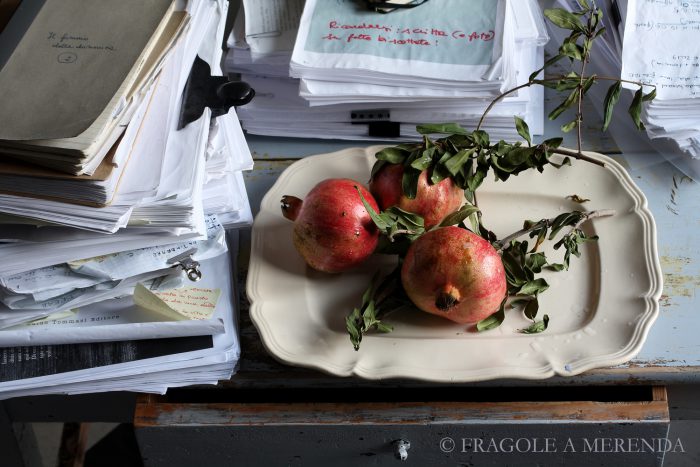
[302,0,498,66]
[133,284,221,321]
[621,0,700,99]
[47,31,116,57]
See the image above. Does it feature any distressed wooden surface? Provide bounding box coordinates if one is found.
[135,388,670,467]
[136,400,669,427]
[137,423,669,467]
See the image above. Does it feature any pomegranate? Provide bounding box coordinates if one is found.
[281,178,380,273]
[369,163,463,229]
[401,226,506,324]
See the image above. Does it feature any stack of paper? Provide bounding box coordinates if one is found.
[225,0,548,141]
[0,0,251,397]
[551,0,700,179]
[0,0,188,175]
[0,235,240,398]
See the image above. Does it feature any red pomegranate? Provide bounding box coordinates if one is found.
[281,178,380,273]
[401,226,506,324]
[369,163,463,229]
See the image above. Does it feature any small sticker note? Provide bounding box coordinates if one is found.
[133,284,221,321]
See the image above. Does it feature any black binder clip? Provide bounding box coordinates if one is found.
[177,56,255,130]
[365,0,429,13]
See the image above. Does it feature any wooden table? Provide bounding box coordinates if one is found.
[134,103,699,465]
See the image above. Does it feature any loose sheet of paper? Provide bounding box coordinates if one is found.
[621,0,700,99]
[133,283,221,321]
[243,0,304,55]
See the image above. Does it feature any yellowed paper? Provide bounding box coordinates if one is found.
[133,284,221,321]
[0,0,175,140]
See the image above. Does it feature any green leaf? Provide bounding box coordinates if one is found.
[529,54,564,81]
[520,315,550,334]
[593,26,607,39]
[545,263,566,271]
[401,167,421,199]
[628,87,645,131]
[346,309,362,350]
[560,41,583,61]
[561,120,578,133]
[444,148,475,177]
[416,122,469,135]
[518,278,550,296]
[387,206,425,229]
[548,89,579,120]
[582,75,596,93]
[578,0,590,9]
[346,267,405,350]
[544,8,585,32]
[438,204,481,228]
[510,298,531,309]
[375,147,408,164]
[467,165,488,192]
[526,252,548,273]
[523,298,539,320]
[602,81,621,131]
[643,88,657,102]
[410,147,436,171]
[472,130,490,147]
[476,296,507,332]
[514,116,532,146]
[375,322,393,333]
[356,187,392,230]
[430,163,450,185]
[543,137,564,149]
[548,211,585,239]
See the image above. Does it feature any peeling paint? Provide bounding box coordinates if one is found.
[659,255,693,273]
[663,273,700,298]
[659,255,698,298]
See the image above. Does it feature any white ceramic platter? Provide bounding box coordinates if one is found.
[247,146,663,381]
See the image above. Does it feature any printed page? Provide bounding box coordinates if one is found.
[621,0,700,99]
[243,0,304,55]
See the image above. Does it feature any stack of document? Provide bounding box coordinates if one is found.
[0,0,251,397]
[225,0,548,141]
[551,0,700,179]
[0,235,240,398]
[0,0,188,175]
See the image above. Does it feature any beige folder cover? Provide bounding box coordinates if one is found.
[0,0,174,140]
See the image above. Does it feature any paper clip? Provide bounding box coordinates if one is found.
[167,248,202,282]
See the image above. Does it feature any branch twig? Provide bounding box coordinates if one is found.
[496,209,616,251]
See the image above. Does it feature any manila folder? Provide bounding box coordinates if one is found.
[0,0,174,141]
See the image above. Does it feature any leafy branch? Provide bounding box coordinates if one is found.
[345,267,410,351]
[371,1,656,219]
[475,208,614,334]
[346,2,641,348]
[346,203,612,347]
